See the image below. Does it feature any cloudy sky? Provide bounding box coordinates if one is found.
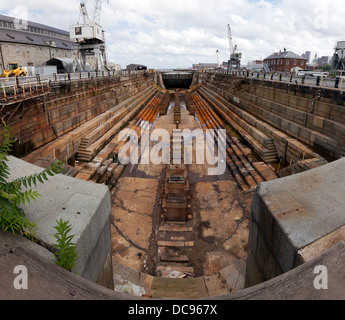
[1,0,345,69]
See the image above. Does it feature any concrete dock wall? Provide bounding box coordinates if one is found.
[4,156,113,288]
[199,73,345,162]
[246,157,345,287]
[0,74,150,158]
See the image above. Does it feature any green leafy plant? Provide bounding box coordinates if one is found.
[52,218,78,271]
[0,118,63,238]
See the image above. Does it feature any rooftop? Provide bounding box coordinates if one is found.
[0,14,69,36]
[0,14,73,50]
[264,50,306,60]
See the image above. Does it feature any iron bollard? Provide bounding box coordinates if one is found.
[335,77,340,89]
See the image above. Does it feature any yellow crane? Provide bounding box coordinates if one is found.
[1,63,27,77]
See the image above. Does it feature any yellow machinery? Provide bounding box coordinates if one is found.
[1,63,27,77]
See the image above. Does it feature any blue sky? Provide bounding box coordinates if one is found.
[1,0,345,69]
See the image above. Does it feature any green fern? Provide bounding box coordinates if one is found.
[52,219,78,271]
[0,118,63,238]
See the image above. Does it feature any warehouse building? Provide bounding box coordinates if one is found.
[0,13,97,73]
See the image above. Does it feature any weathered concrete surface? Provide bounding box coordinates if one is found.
[5,156,112,287]
[247,157,345,286]
[110,177,159,271]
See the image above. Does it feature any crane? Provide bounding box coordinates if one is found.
[93,0,103,25]
[79,2,91,25]
[78,0,105,26]
[227,24,241,71]
[216,50,221,68]
[70,0,108,72]
[228,24,234,58]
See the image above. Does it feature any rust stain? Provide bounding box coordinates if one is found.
[276,207,309,219]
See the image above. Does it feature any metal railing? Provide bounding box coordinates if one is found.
[211,69,345,90]
[0,69,147,104]
[0,78,50,104]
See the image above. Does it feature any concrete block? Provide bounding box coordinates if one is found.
[296,97,308,111]
[315,102,331,117]
[249,158,345,279]
[7,156,112,282]
[255,226,281,280]
[312,116,324,129]
[250,186,276,245]
[248,214,259,256]
[289,95,297,106]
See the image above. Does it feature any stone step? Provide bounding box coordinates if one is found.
[77,150,93,156]
[150,277,199,299]
[262,150,278,156]
[157,240,194,247]
[159,255,190,262]
[159,224,193,232]
[264,157,279,162]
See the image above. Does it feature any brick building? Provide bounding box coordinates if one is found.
[264,49,307,72]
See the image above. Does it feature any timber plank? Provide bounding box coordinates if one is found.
[0,246,132,300]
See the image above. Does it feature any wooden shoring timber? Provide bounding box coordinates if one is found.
[191,91,276,192]
[197,87,279,181]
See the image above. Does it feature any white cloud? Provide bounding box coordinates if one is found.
[1,0,345,69]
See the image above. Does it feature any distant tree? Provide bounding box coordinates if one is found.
[320,64,332,72]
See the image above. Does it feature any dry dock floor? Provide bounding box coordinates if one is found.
[110,102,253,293]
